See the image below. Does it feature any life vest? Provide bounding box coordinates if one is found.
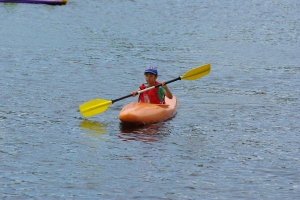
[138,82,165,104]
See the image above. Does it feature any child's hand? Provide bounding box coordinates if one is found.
[131,91,138,97]
[161,82,168,89]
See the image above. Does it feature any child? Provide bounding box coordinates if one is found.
[131,66,173,104]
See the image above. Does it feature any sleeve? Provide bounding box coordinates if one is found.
[158,86,166,100]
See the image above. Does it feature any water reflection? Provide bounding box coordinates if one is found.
[119,122,169,142]
[79,120,107,138]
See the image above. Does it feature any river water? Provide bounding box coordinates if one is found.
[1,0,299,199]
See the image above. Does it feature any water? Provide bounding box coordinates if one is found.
[1,0,299,199]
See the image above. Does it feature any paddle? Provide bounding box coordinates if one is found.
[79,63,210,118]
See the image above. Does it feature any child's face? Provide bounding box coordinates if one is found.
[144,72,157,86]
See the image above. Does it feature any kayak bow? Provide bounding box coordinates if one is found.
[119,96,177,125]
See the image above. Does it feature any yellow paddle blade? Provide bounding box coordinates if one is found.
[79,99,112,118]
[180,64,210,81]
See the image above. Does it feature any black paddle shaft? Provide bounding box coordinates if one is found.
[112,77,181,104]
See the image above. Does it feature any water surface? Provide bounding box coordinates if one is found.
[1,0,299,199]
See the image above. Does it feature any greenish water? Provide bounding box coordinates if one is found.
[1,0,299,199]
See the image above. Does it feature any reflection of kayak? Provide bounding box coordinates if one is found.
[0,0,67,5]
[119,96,177,125]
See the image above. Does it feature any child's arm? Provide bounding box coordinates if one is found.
[161,82,173,99]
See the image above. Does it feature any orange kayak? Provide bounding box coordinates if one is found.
[119,96,177,125]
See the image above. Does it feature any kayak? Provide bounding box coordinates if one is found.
[119,96,177,125]
[0,0,67,5]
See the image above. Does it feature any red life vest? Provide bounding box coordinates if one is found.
[138,82,165,104]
